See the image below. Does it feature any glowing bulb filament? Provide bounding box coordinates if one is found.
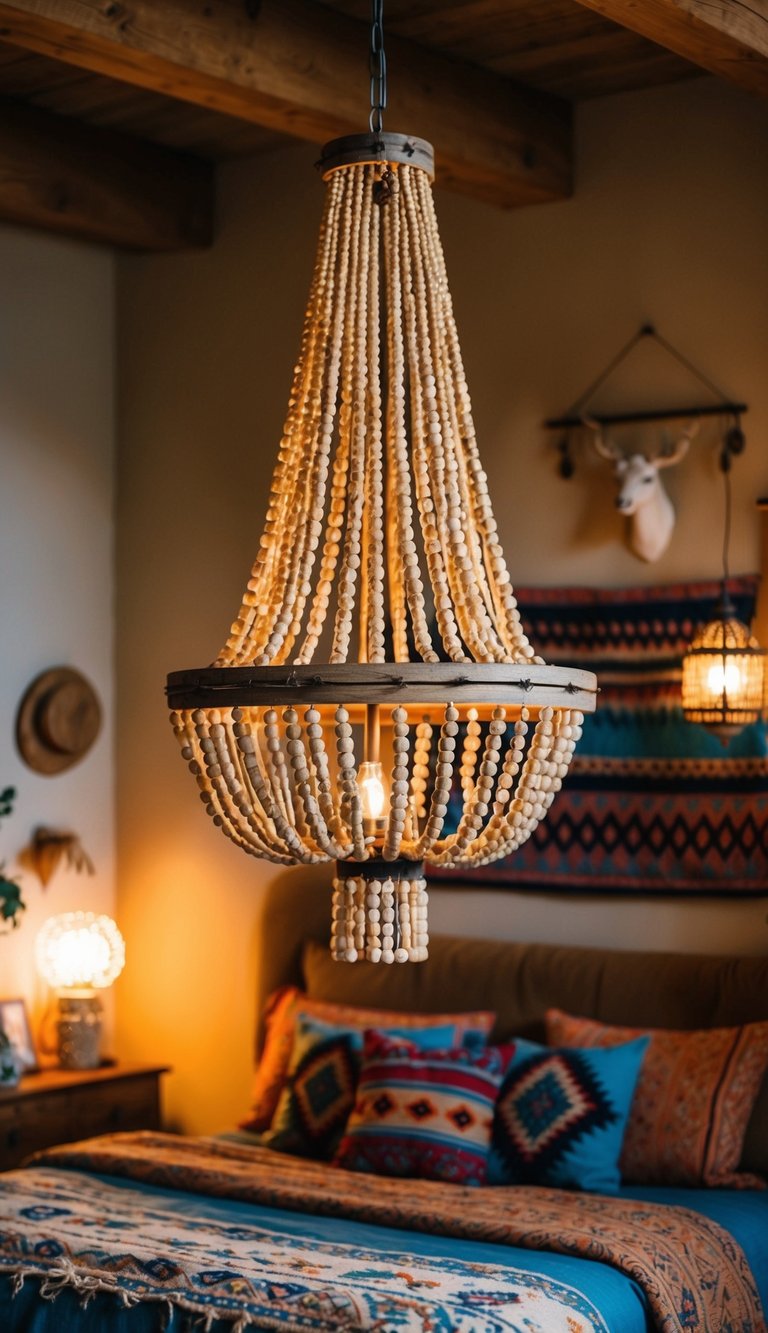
[359,761,386,821]
[707,660,743,698]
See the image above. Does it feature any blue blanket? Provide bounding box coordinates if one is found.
[1,1129,765,1332]
[0,1169,643,1333]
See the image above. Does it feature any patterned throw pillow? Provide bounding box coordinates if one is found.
[241,986,495,1132]
[488,1036,648,1193]
[546,1008,768,1188]
[263,1017,479,1159]
[333,1030,516,1186]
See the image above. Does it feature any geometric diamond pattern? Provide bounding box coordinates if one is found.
[446,1105,476,1132]
[406,1098,436,1121]
[334,1030,515,1186]
[291,1038,357,1145]
[492,1051,617,1183]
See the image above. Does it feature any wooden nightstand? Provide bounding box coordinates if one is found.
[0,1064,169,1171]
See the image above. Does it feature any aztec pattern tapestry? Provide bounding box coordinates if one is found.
[433,577,768,895]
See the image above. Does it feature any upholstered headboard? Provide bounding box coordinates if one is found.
[257,866,768,1174]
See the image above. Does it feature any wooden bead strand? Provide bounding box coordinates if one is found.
[410,718,433,828]
[366,877,382,962]
[413,704,459,859]
[335,706,367,859]
[383,706,411,861]
[380,876,395,963]
[383,179,436,663]
[331,165,367,664]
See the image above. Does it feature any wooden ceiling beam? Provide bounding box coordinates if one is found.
[0,95,213,249]
[569,0,768,97]
[0,0,572,208]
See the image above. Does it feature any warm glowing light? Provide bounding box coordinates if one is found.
[36,912,125,992]
[707,660,742,696]
[358,761,387,821]
[682,603,765,734]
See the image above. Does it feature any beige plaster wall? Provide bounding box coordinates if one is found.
[0,226,116,1052]
[117,78,768,1135]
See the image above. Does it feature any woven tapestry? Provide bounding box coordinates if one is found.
[431,577,768,896]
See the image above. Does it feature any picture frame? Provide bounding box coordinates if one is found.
[0,998,38,1073]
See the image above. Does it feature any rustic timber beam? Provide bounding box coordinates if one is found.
[0,96,213,250]
[0,0,572,208]
[570,0,768,98]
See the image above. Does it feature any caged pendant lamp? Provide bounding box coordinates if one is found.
[166,2,598,963]
[682,459,765,739]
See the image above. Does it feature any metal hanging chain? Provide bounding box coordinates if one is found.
[369,0,387,135]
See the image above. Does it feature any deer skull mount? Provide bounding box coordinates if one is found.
[584,418,698,563]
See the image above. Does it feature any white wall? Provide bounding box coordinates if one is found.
[0,227,116,1050]
[116,77,768,1133]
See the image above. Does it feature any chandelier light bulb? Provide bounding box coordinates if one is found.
[358,762,387,821]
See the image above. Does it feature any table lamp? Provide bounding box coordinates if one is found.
[35,911,125,1069]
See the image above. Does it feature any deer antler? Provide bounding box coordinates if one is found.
[654,418,699,469]
[582,415,623,463]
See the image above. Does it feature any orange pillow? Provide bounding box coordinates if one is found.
[546,1008,768,1189]
[241,986,496,1133]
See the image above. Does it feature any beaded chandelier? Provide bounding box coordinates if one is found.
[167,10,597,962]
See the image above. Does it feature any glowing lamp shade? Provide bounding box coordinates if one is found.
[682,602,765,739]
[36,912,125,1070]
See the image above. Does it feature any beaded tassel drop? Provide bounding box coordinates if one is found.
[168,140,597,962]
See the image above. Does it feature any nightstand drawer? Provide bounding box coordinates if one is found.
[76,1076,160,1137]
[0,1096,71,1163]
[0,1065,168,1171]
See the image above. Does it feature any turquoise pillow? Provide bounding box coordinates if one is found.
[264,1015,486,1159]
[488,1035,649,1193]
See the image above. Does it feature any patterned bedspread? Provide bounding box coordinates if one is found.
[0,1132,763,1333]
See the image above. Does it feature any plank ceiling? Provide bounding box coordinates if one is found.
[0,1,698,164]
[0,0,762,250]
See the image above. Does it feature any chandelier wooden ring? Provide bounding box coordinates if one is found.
[317,132,435,178]
[167,663,597,713]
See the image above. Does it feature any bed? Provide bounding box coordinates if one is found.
[1,867,767,1332]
